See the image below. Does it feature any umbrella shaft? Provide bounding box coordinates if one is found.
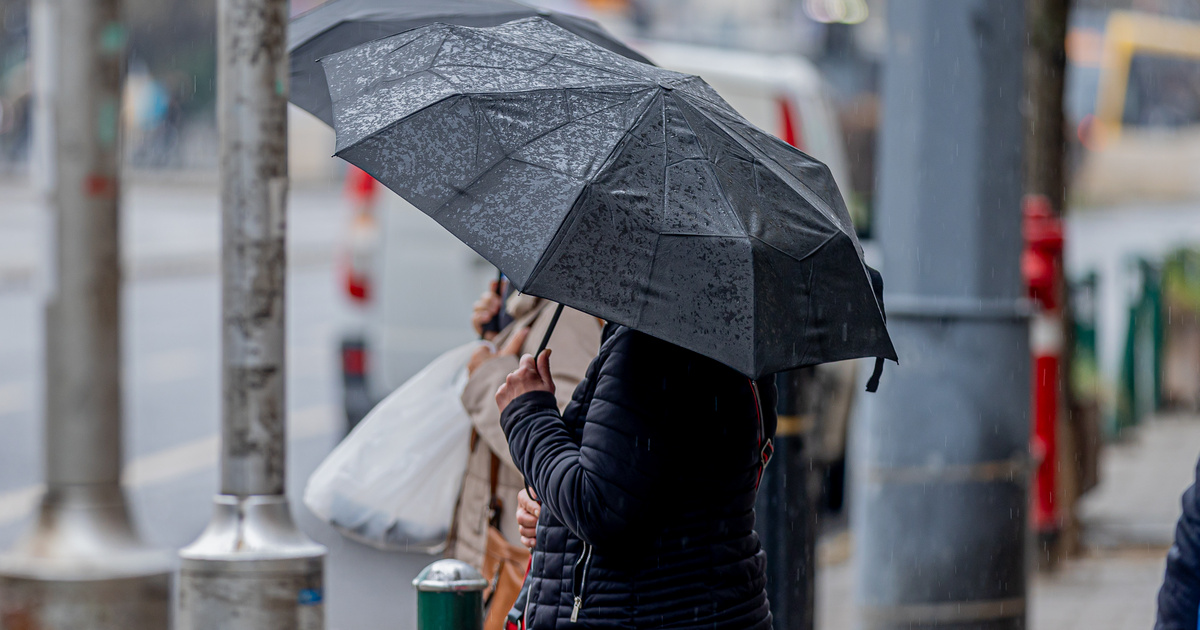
[536,303,565,357]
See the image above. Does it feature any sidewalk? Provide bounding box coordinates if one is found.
[816,414,1200,629]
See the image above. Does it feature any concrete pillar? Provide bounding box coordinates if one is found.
[852,1,1030,629]
[176,0,326,626]
[0,0,171,626]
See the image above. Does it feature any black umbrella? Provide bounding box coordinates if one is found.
[289,0,651,126]
[320,17,896,379]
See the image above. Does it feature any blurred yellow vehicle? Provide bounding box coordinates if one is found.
[1067,11,1200,206]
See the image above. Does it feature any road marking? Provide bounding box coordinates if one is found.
[0,404,339,527]
[121,435,219,488]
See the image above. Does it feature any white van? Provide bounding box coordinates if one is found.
[336,42,857,430]
[630,40,854,202]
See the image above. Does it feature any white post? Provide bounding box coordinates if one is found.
[176,0,326,626]
[0,0,171,627]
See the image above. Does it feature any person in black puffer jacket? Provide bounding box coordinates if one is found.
[495,323,775,629]
[1156,455,1200,629]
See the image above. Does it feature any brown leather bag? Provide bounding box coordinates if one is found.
[481,454,531,630]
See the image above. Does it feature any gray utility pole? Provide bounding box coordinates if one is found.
[852,1,1030,630]
[0,0,171,627]
[177,0,326,626]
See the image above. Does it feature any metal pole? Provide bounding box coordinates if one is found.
[0,0,171,626]
[755,368,819,630]
[177,0,326,625]
[852,1,1029,630]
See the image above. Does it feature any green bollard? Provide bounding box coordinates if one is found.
[414,559,488,630]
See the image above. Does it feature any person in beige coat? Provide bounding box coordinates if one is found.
[449,282,601,569]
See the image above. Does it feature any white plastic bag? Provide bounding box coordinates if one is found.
[304,340,485,553]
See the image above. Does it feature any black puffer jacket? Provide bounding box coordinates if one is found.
[500,324,775,629]
[1157,455,1200,629]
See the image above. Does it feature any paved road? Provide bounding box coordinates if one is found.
[0,178,484,629]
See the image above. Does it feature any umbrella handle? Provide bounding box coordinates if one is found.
[535,303,565,357]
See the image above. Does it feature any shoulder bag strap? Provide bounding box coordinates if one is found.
[488,452,503,528]
[749,379,773,491]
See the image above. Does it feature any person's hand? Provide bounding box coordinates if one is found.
[466,327,530,376]
[495,349,555,413]
[516,487,540,550]
[471,280,504,341]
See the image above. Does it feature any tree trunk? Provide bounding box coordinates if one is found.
[1024,0,1088,568]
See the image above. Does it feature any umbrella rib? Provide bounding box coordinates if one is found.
[798,253,818,365]
[327,31,446,104]
[469,96,490,176]
[705,152,759,186]
[504,156,578,181]
[752,230,840,266]
[690,101,848,235]
[339,65,446,109]
[659,95,669,232]
[668,76,740,117]
[436,65,650,95]
[334,92,455,155]
[751,231,841,370]
[753,151,847,232]
[633,232,664,331]
[462,26,655,84]
[523,90,664,288]
[383,29,437,59]
[466,89,635,177]
[420,92,599,217]
[333,85,646,158]
[636,94,668,331]
[455,81,653,96]
[477,87,657,180]
[665,94,751,238]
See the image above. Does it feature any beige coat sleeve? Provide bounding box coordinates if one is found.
[459,302,601,471]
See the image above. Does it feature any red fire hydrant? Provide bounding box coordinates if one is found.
[1022,194,1064,544]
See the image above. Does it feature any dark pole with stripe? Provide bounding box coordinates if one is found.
[755,368,819,630]
[852,1,1030,629]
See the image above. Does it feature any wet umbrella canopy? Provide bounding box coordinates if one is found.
[320,17,896,378]
[289,0,651,126]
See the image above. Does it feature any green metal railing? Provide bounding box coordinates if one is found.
[1116,258,1163,436]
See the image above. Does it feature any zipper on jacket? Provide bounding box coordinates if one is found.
[570,543,593,622]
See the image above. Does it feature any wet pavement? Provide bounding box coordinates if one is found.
[818,414,1200,629]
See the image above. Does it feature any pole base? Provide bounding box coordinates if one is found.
[0,485,172,629]
[177,494,326,630]
[0,574,170,630]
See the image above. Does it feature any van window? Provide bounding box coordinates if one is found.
[1122,54,1200,128]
